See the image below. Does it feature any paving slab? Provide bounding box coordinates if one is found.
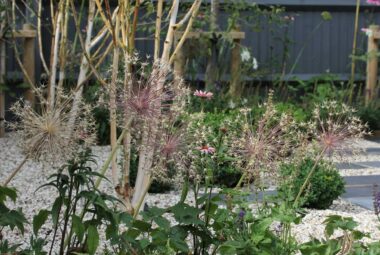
[343,186,374,198]
[345,197,373,210]
[357,161,380,168]
[336,162,367,169]
[344,175,380,186]
[366,148,380,155]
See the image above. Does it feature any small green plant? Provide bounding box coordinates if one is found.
[279,158,345,209]
[358,103,380,131]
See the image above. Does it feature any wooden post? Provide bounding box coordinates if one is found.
[22,23,36,106]
[229,30,243,97]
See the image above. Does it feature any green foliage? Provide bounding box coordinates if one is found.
[83,83,113,145]
[0,186,27,234]
[358,103,380,131]
[279,158,345,209]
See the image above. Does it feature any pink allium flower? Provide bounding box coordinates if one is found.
[199,145,216,154]
[368,0,380,5]
[193,90,213,99]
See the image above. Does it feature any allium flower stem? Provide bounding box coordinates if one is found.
[3,154,29,186]
[235,173,246,189]
[293,147,326,207]
[95,128,128,188]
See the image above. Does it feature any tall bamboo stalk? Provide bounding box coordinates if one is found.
[48,0,65,107]
[110,13,121,185]
[57,0,70,95]
[131,0,202,211]
[154,0,164,60]
[67,0,96,137]
[37,0,50,75]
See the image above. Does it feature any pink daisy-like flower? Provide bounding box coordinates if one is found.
[194,90,213,99]
[199,145,216,154]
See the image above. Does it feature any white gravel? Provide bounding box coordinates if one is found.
[1,133,380,251]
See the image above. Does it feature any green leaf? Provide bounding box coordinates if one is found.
[87,225,99,255]
[170,203,203,225]
[72,215,85,242]
[0,186,17,202]
[321,11,332,21]
[51,197,63,226]
[154,216,170,230]
[132,220,151,231]
[33,210,49,235]
[169,238,189,253]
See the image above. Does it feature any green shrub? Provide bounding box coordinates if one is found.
[358,104,380,131]
[278,158,345,209]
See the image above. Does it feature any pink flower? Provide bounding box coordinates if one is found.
[199,145,216,154]
[194,90,213,99]
[368,0,380,5]
[361,28,373,37]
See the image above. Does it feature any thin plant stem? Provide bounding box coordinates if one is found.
[235,172,246,189]
[293,147,326,207]
[95,128,127,188]
[3,154,29,186]
[348,0,361,103]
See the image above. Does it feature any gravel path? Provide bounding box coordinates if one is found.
[1,133,380,251]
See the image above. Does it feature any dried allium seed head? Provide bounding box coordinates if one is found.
[310,101,370,159]
[10,91,96,162]
[230,93,294,185]
[123,61,189,121]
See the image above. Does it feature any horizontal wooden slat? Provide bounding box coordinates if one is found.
[9,29,36,38]
[174,31,245,40]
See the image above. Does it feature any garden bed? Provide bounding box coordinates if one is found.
[2,133,379,252]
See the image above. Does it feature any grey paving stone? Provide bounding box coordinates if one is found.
[357,161,380,168]
[345,197,373,210]
[344,175,380,185]
[343,186,374,198]
[336,162,367,169]
[366,148,380,155]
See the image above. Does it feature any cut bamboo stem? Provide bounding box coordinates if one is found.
[110,14,121,186]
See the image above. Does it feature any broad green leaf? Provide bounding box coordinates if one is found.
[72,215,85,242]
[87,225,99,255]
[169,238,189,253]
[33,210,49,235]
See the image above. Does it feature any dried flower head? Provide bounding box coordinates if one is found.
[10,90,96,161]
[309,101,370,159]
[123,61,189,122]
[231,92,294,185]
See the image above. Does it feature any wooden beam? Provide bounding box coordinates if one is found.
[365,25,379,106]
[175,31,245,40]
[10,29,37,38]
[228,30,243,97]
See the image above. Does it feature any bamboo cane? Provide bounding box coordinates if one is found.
[109,13,121,186]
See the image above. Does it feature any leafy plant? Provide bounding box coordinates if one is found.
[357,103,380,131]
[279,158,345,209]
